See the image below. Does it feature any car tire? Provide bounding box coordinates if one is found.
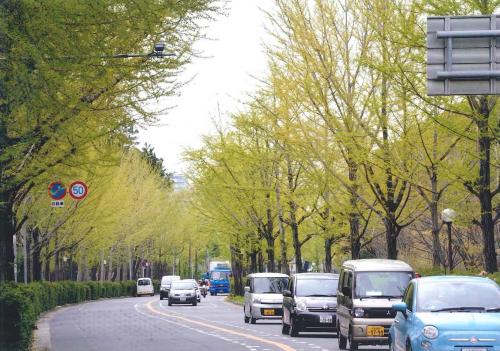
[168,299,172,306]
[338,326,347,350]
[192,300,197,306]
[250,317,257,324]
[289,317,299,337]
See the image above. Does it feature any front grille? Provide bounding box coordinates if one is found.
[364,308,396,318]
[308,307,337,312]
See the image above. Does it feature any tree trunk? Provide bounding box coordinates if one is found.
[477,98,498,272]
[0,192,15,281]
[265,236,275,273]
[348,163,361,259]
[257,249,264,272]
[230,245,244,296]
[32,228,41,281]
[430,200,444,267]
[249,250,257,273]
[384,218,399,259]
[274,166,289,274]
[289,200,303,273]
[324,237,333,273]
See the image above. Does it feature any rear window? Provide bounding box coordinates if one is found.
[138,279,151,286]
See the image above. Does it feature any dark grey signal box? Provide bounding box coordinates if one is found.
[427,15,500,96]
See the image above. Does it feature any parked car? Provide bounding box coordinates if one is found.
[168,280,198,306]
[183,279,202,302]
[160,275,180,300]
[390,275,500,351]
[282,273,339,337]
[136,278,154,297]
[337,259,414,350]
[243,273,289,324]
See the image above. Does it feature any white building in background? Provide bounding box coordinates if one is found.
[172,173,188,191]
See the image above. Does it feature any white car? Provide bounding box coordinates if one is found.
[183,279,202,302]
[136,278,154,297]
[168,280,198,306]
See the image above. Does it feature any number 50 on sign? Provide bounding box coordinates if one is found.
[69,181,88,201]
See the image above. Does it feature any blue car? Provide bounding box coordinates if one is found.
[389,276,500,351]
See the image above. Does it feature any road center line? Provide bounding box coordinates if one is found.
[145,300,296,351]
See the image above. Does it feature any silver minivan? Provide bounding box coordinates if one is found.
[243,273,289,324]
[336,259,414,350]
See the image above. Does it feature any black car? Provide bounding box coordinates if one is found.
[282,273,339,337]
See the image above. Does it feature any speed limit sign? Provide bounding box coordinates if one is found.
[69,181,88,200]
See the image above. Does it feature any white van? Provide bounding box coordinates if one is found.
[136,278,154,297]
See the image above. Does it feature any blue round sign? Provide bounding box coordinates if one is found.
[48,181,66,200]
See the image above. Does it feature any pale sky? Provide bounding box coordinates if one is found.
[138,0,275,173]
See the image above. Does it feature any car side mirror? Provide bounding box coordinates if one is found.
[244,286,250,293]
[392,302,408,317]
[341,286,351,298]
[283,290,292,297]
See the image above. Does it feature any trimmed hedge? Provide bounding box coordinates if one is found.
[0,280,139,351]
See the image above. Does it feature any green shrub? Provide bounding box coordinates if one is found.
[0,280,139,351]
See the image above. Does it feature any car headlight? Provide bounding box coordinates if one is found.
[295,301,307,312]
[422,326,439,339]
[353,308,365,318]
[253,297,261,304]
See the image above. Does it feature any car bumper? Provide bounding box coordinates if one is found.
[137,290,154,295]
[294,311,337,331]
[210,286,230,293]
[250,303,283,319]
[169,296,197,304]
[351,318,393,345]
[409,333,500,351]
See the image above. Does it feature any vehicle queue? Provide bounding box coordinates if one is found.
[138,258,500,351]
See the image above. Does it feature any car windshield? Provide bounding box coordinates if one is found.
[417,281,500,312]
[138,279,151,286]
[253,277,288,293]
[211,271,230,280]
[355,271,412,298]
[296,278,338,297]
[171,282,194,290]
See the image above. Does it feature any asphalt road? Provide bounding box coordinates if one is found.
[35,295,389,351]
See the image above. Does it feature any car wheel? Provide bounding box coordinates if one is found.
[192,300,197,306]
[151,293,155,297]
[289,317,299,337]
[168,299,172,306]
[349,329,358,351]
[250,316,257,324]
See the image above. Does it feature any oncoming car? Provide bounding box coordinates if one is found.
[159,275,180,300]
[136,278,154,297]
[390,276,500,351]
[168,280,198,306]
[243,273,289,324]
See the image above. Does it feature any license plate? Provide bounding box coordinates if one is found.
[320,315,333,324]
[367,326,385,337]
[462,349,487,351]
[263,309,275,316]
[180,297,186,302]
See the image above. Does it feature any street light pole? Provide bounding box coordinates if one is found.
[441,208,457,273]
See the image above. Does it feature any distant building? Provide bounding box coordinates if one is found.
[172,173,188,190]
